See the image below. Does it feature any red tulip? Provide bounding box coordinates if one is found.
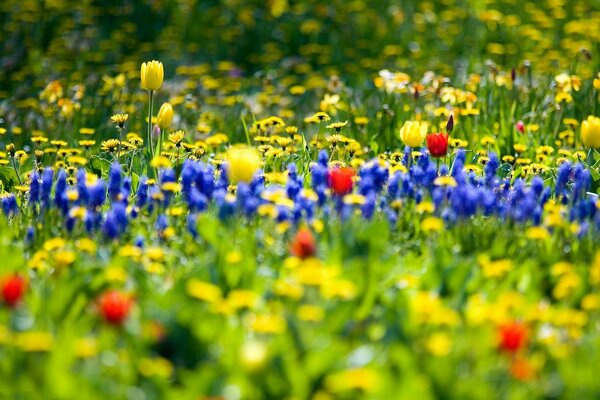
[515,120,525,133]
[290,228,316,259]
[328,168,354,196]
[98,290,133,326]
[498,322,527,353]
[1,274,27,308]
[426,133,449,158]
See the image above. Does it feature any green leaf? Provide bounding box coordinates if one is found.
[0,166,19,191]
[197,213,220,248]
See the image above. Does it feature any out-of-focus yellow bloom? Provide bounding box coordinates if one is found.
[581,116,600,149]
[426,332,452,356]
[16,331,54,352]
[139,357,173,378]
[157,102,174,130]
[240,340,268,371]
[248,313,287,334]
[75,338,99,359]
[525,226,549,240]
[186,279,222,303]
[399,120,428,147]
[226,145,261,183]
[326,368,379,392]
[422,216,443,233]
[140,60,164,91]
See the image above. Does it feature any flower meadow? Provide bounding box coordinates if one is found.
[1,1,600,399]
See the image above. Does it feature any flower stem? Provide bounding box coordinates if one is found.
[146,90,155,177]
[11,157,22,186]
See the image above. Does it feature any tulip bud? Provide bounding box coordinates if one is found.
[226,146,261,183]
[515,120,525,133]
[328,167,354,196]
[399,121,428,148]
[1,274,27,308]
[426,133,449,158]
[98,290,133,326]
[446,115,454,133]
[498,322,527,353]
[581,116,600,149]
[290,228,317,259]
[140,60,164,91]
[157,102,174,130]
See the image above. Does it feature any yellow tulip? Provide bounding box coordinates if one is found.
[399,120,428,147]
[581,116,600,149]
[226,146,261,183]
[140,60,164,91]
[156,102,174,130]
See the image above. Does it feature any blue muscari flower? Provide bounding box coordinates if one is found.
[531,176,544,199]
[181,160,198,200]
[112,202,128,233]
[188,187,208,212]
[450,185,478,218]
[556,161,571,198]
[89,180,107,209]
[276,205,291,222]
[361,193,376,219]
[441,208,457,224]
[311,163,328,189]
[215,191,234,220]
[315,186,327,206]
[296,195,315,221]
[40,168,53,209]
[578,221,589,238]
[339,202,352,221]
[236,182,258,216]
[134,236,144,248]
[455,148,466,165]
[402,146,411,166]
[572,165,590,202]
[215,165,229,191]
[484,153,499,185]
[388,172,400,199]
[318,150,328,166]
[76,168,88,205]
[250,175,265,197]
[25,226,34,243]
[54,170,67,209]
[358,173,375,196]
[121,176,132,201]
[108,162,122,200]
[196,164,215,199]
[160,168,176,184]
[286,164,302,200]
[374,164,389,192]
[102,213,119,239]
[400,173,414,198]
[432,187,445,209]
[66,215,75,232]
[385,207,397,225]
[155,214,168,232]
[29,171,40,206]
[136,178,148,208]
[481,190,497,216]
[187,214,198,238]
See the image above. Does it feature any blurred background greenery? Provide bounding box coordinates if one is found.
[2,0,599,94]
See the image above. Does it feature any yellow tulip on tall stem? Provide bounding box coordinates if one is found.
[140,60,164,177]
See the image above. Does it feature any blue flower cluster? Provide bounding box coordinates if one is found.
[3,149,597,241]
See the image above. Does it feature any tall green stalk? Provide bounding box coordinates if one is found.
[146,90,155,177]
